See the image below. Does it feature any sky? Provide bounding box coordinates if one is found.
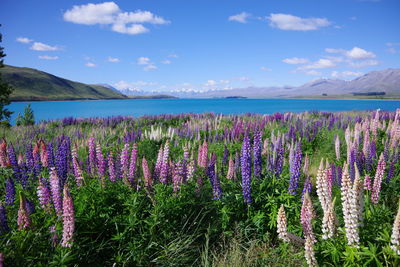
[1,0,400,92]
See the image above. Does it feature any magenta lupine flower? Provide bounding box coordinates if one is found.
[72,147,84,187]
[160,141,170,184]
[142,157,152,189]
[199,140,208,168]
[17,192,32,230]
[88,136,96,173]
[49,167,63,216]
[121,143,131,186]
[37,177,52,212]
[154,145,164,180]
[241,135,252,204]
[61,184,75,248]
[128,144,138,185]
[364,175,372,190]
[96,143,106,178]
[108,151,116,182]
[371,153,386,204]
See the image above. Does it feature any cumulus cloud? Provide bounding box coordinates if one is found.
[63,2,169,35]
[282,57,309,64]
[85,62,96,67]
[107,56,120,62]
[325,46,375,59]
[268,13,331,31]
[30,42,60,51]
[16,37,33,44]
[331,71,363,78]
[38,55,59,60]
[300,59,336,69]
[143,64,157,71]
[228,12,251,23]
[137,57,157,71]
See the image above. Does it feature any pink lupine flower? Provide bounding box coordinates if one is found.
[37,177,51,212]
[364,175,372,190]
[121,144,130,186]
[61,184,75,248]
[17,192,32,230]
[108,151,116,182]
[335,135,341,161]
[0,139,10,168]
[142,157,152,189]
[72,146,84,187]
[39,140,48,167]
[371,153,386,204]
[199,140,208,168]
[128,144,138,185]
[301,193,315,243]
[160,141,170,183]
[227,156,234,180]
[154,145,164,180]
[50,167,63,217]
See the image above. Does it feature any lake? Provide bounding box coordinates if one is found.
[9,98,400,124]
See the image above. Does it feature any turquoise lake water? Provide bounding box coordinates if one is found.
[9,98,400,124]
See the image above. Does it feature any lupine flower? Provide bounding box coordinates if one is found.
[17,192,32,230]
[222,145,229,167]
[390,201,400,255]
[277,204,289,242]
[173,161,183,193]
[208,155,222,200]
[39,140,48,167]
[322,200,337,239]
[303,154,310,176]
[241,135,252,204]
[301,193,316,243]
[25,144,34,175]
[61,184,75,248]
[96,143,106,178]
[5,178,15,206]
[154,145,163,180]
[33,151,42,178]
[199,140,208,168]
[49,167,63,217]
[128,144,138,185]
[88,136,97,173]
[142,157,152,190]
[120,143,131,186]
[37,177,52,212]
[0,139,9,168]
[316,159,330,212]
[182,145,189,182]
[302,176,312,202]
[108,151,117,182]
[160,141,170,183]
[0,203,10,234]
[7,144,20,179]
[304,236,318,267]
[289,142,302,195]
[364,175,372,190]
[227,155,234,180]
[187,157,196,181]
[335,135,340,160]
[371,153,386,204]
[353,165,364,227]
[72,146,84,187]
[47,142,55,169]
[253,130,262,179]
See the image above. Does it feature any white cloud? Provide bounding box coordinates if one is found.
[63,2,169,35]
[331,71,363,78]
[260,66,272,71]
[161,60,171,64]
[301,59,336,69]
[16,37,33,44]
[143,64,157,71]
[325,46,375,59]
[282,57,309,64]
[348,60,379,68]
[205,80,217,86]
[38,55,59,60]
[137,57,151,65]
[85,62,96,67]
[268,13,331,31]
[30,42,60,51]
[304,70,322,76]
[204,80,230,87]
[107,56,120,62]
[114,80,157,90]
[228,12,250,23]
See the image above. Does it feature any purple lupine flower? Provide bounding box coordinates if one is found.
[128,144,138,185]
[387,161,395,183]
[49,167,63,216]
[61,184,75,248]
[241,135,252,204]
[142,157,152,189]
[160,141,170,184]
[154,145,163,181]
[182,146,189,182]
[0,203,10,234]
[121,143,131,186]
[274,137,284,177]
[5,178,15,205]
[364,175,372,190]
[72,147,84,187]
[364,133,372,173]
[88,136,97,174]
[371,153,386,204]
[301,193,316,243]
[19,162,28,189]
[253,130,262,179]
[17,192,32,230]
[222,145,229,166]
[47,142,55,169]
[173,161,183,193]
[26,199,35,215]
[96,144,106,178]
[108,151,116,182]
[288,142,302,195]
[208,154,222,200]
[25,144,34,174]
[349,145,356,182]
[55,140,69,188]
[302,176,312,202]
[7,144,20,180]
[33,151,42,178]
[37,177,52,212]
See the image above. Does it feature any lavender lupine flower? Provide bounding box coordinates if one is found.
[49,167,63,217]
[0,203,10,234]
[208,155,222,200]
[128,144,138,185]
[289,142,302,195]
[241,135,252,204]
[108,151,117,182]
[47,142,55,169]
[173,161,183,193]
[277,205,289,242]
[335,135,341,160]
[349,145,356,182]
[26,199,35,215]
[222,145,229,167]
[302,176,312,202]
[390,201,400,255]
[61,184,75,248]
[387,161,395,183]
[88,136,96,173]
[364,175,372,190]
[154,145,163,180]
[17,192,32,230]
[227,156,235,180]
[301,193,316,243]
[7,144,20,179]
[253,130,262,179]
[160,141,170,184]
[5,178,15,205]
[55,140,69,187]
[37,177,52,212]
[371,153,386,204]
[33,151,42,178]
[72,147,84,187]
[121,143,131,186]
[182,145,189,182]
[142,157,152,190]
[96,144,106,178]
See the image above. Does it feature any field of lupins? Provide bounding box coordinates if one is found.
[0,110,400,266]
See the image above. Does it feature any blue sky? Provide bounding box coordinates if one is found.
[1,0,400,92]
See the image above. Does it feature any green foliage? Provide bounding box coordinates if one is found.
[16,104,35,126]
[0,25,14,121]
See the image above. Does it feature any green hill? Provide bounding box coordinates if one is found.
[0,65,127,101]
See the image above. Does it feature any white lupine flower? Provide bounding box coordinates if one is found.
[391,202,400,255]
[277,205,289,242]
[304,236,318,267]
